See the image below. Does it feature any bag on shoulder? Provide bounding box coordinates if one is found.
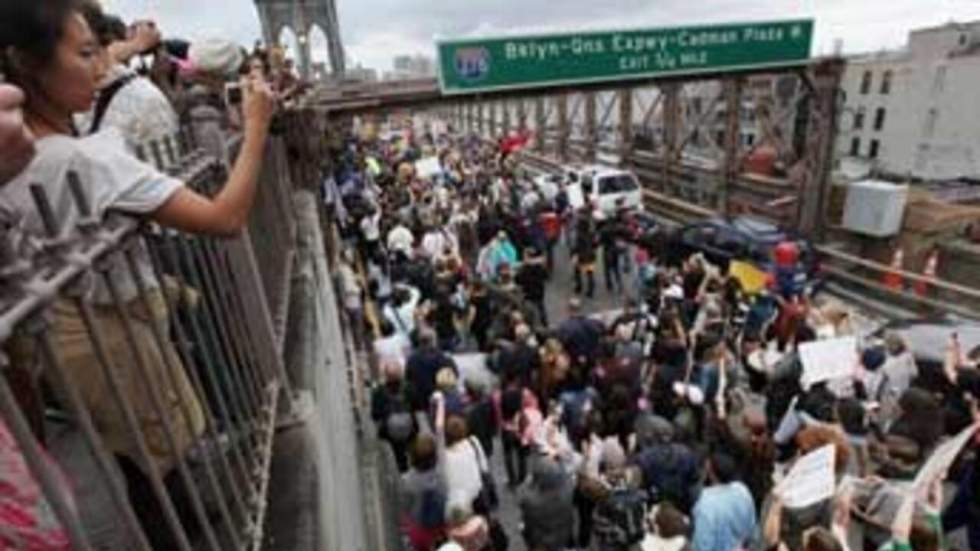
[488,517,509,550]
[468,437,499,513]
[384,391,414,442]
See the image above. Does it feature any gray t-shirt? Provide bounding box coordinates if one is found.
[0,128,183,303]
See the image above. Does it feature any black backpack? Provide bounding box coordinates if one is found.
[637,444,697,512]
[593,486,647,547]
[383,390,414,442]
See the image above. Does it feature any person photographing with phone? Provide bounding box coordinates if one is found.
[1,0,276,547]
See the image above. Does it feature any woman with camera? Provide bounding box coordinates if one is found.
[0,0,275,548]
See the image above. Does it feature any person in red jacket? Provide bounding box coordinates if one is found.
[538,208,562,274]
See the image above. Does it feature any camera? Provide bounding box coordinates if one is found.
[224,82,243,106]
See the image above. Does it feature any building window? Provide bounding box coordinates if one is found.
[960,34,968,46]
[854,107,866,130]
[850,137,861,156]
[860,71,872,95]
[881,71,892,95]
[873,108,886,131]
[869,139,880,159]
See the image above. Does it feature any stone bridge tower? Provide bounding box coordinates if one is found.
[253,0,345,78]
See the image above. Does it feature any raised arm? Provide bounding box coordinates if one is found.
[762,494,784,549]
[108,21,161,65]
[0,85,34,185]
[151,75,275,237]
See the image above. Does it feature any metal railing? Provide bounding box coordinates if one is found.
[0,130,298,550]
[817,245,980,321]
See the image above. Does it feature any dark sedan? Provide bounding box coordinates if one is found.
[664,216,818,275]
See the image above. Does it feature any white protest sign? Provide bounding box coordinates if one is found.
[415,156,443,180]
[778,444,836,509]
[913,422,979,497]
[799,336,858,387]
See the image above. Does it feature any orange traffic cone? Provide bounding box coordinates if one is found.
[915,249,939,297]
[882,248,904,291]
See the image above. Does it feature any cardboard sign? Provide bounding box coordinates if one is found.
[913,422,979,496]
[779,444,836,509]
[730,260,769,294]
[415,156,443,180]
[799,336,858,387]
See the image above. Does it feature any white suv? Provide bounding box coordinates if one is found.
[571,165,643,216]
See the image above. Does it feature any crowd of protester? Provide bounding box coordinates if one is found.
[2,1,980,551]
[326,120,980,551]
[0,0,310,548]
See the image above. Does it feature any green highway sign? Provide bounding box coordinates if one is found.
[437,19,814,94]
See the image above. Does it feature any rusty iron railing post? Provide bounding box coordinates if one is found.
[490,100,501,137]
[501,100,512,135]
[517,98,528,133]
[662,83,680,194]
[584,92,597,163]
[475,100,485,136]
[556,92,569,163]
[534,96,547,153]
[720,77,744,215]
[799,59,845,240]
[618,88,634,168]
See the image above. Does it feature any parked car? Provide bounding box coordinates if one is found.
[577,165,643,216]
[533,164,643,217]
[664,216,818,275]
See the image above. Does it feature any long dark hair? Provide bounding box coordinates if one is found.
[0,0,83,84]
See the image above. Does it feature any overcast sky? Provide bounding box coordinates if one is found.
[104,0,980,71]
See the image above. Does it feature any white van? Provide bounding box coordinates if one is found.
[568,165,643,216]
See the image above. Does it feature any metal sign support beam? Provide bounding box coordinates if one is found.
[534,97,546,153]
[618,88,633,167]
[556,93,569,162]
[799,60,845,238]
[662,84,680,193]
[584,93,597,162]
